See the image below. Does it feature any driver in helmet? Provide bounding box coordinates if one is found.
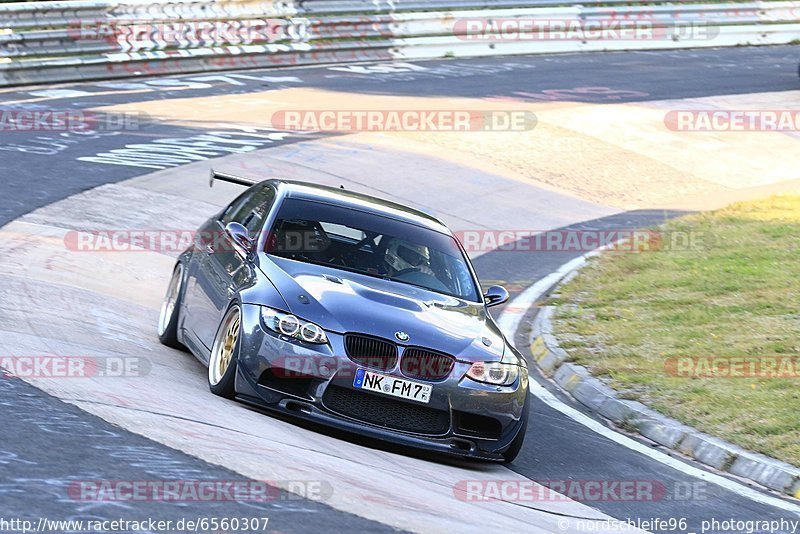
[384,238,435,277]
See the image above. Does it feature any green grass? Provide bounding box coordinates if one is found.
[552,194,800,466]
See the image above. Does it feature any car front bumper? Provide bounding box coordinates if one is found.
[234,304,530,460]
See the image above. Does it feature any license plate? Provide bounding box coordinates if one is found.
[353,368,432,404]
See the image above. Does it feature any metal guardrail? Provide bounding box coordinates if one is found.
[0,0,799,87]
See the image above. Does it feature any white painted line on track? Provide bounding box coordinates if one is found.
[498,253,800,517]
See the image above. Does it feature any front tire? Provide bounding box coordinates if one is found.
[501,414,528,463]
[158,264,185,349]
[208,304,241,399]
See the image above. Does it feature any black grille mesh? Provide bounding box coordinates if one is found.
[400,348,455,380]
[345,334,397,371]
[322,386,450,435]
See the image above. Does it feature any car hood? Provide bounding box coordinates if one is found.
[262,257,506,361]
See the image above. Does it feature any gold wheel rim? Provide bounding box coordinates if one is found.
[210,306,240,386]
[218,313,240,378]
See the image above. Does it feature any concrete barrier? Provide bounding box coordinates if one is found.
[1,0,799,86]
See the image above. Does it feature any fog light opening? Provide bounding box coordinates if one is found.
[450,439,474,452]
[285,400,313,414]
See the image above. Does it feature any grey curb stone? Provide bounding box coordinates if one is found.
[598,398,656,425]
[571,377,616,411]
[536,306,555,334]
[553,363,590,392]
[636,419,691,450]
[729,454,800,494]
[537,350,565,376]
[528,305,800,499]
[677,433,741,471]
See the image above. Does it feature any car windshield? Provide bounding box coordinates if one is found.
[266,198,480,302]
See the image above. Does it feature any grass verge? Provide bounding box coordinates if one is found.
[552,194,800,466]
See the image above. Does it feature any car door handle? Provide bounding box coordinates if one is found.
[205,244,214,254]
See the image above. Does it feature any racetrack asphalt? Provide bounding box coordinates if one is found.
[0,46,798,532]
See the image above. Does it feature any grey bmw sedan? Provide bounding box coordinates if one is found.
[158,172,530,462]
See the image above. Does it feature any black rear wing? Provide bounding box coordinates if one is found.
[208,169,260,188]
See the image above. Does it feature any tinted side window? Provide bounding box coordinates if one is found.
[221,185,276,236]
[220,187,256,225]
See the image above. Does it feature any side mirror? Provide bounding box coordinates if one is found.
[484,285,509,308]
[225,222,253,253]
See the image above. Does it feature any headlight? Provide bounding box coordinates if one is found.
[466,362,519,386]
[261,307,328,344]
